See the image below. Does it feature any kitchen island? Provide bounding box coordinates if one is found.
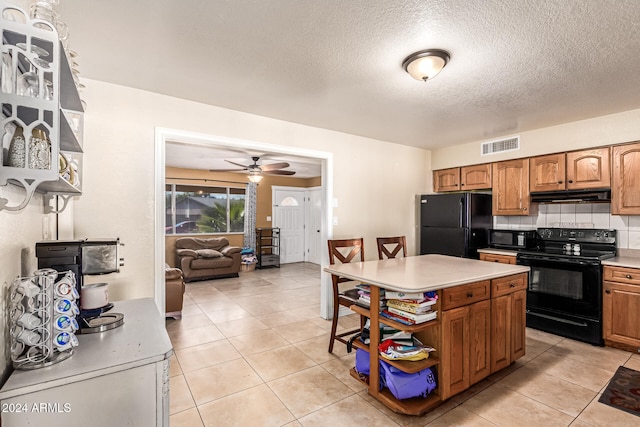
[0,298,172,427]
[324,254,529,415]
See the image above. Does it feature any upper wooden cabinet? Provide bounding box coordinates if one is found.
[433,168,460,192]
[492,159,531,215]
[566,148,610,190]
[530,148,610,192]
[434,164,492,192]
[460,164,492,190]
[612,142,640,215]
[530,154,566,192]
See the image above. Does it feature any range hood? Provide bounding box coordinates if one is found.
[530,188,611,203]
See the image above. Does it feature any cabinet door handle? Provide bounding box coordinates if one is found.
[605,289,611,294]
[558,180,563,184]
[626,274,632,279]
[510,283,516,288]
[466,292,474,298]
[568,180,574,183]
[494,260,499,262]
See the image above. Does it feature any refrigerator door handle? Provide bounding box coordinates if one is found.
[459,198,464,228]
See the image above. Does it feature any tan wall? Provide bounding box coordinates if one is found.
[164,167,319,266]
[73,78,430,304]
[431,108,640,170]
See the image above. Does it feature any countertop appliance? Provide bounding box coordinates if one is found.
[516,228,616,345]
[419,193,492,259]
[35,239,125,333]
[489,229,537,250]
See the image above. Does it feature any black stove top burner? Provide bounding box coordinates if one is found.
[516,227,617,262]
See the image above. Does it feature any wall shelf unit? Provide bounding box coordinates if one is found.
[0,2,83,212]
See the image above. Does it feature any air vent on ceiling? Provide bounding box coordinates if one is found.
[481,136,520,156]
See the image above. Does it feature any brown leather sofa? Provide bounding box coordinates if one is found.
[165,264,185,319]
[176,237,242,282]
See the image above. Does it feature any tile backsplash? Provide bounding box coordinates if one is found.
[493,203,640,249]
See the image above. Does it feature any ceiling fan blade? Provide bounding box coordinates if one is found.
[264,170,296,176]
[209,168,245,172]
[224,160,250,169]
[260,162,290,171]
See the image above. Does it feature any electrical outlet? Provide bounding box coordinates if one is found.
[333,216,338,226]
[266,216,272,221]
[42,216,50,240]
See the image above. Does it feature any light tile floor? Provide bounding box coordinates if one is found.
[166,263,640,427]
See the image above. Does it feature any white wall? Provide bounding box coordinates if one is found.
[494,204,640,250]
[431,108,640,170]
[74,79,432,302]
[0,186,48,382]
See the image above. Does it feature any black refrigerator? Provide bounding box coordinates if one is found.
[419,193,492,259]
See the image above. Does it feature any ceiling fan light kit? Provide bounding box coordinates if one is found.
[210,156,296,181]
[403,49,450,81]
[248,170,263,183]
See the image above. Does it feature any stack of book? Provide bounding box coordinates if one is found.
[381,290,437,325]
[360,320,413,345]
[355,284,386,309]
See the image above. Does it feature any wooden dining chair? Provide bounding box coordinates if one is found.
[376,236,407,260]
[327,238,365,353]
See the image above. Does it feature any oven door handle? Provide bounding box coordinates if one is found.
[517,254,601,267]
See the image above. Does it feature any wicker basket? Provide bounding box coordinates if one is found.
[240,263,256,272]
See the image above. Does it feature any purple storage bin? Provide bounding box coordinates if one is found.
[379,360,437,400]
[355,348,370,375]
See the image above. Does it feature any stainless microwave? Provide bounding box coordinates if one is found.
[489,229,537,250]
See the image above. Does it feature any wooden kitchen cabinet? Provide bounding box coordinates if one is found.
[530,149,611,193]
[433,164,492,192]
[461,164,492,190]
[603,265,640,352]
[479,253,516,264]
[566,147,610,190]
[530,153,566,192]
[433,167,460,192]
[490,273,527,373]
[612,142,640,215]
[440,281,491,399]
[492,159,532,215]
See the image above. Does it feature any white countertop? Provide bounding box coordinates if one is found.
[324,254,529,292]
[0,298,173,399]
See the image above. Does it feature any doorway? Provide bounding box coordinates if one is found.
[154,128,335,319]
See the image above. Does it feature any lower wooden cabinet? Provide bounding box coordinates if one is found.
[479,253,516,264]
[441,301,491,400]
[490,274,527,373]
[603,265,640,352]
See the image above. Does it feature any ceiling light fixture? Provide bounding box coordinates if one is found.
[248,170,263,183]
[402,49,450,82]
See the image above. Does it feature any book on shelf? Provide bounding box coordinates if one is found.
[380,310,415,325]
[385,307,438,324]
[386,299,436,313]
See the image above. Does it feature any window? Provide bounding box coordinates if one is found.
[165,184,245,234]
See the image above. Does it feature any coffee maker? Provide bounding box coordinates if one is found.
[35,238,125,333]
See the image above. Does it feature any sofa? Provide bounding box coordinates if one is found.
[165,264,185,319]
[176,237,242,282]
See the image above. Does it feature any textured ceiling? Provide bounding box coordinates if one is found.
[56,0,640,153]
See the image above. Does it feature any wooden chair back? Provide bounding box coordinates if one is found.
[376,236,407,260]
[328,238,365,266]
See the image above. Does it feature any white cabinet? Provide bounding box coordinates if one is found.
[0,299,172,427]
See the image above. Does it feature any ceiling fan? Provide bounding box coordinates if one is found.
[210,156,295,182]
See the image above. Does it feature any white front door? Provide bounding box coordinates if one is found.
[273,189,305,264]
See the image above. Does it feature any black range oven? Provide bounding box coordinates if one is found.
[516,228,616,346]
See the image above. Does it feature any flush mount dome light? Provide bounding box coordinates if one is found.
[402,49,450,81]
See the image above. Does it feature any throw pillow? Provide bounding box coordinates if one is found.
[196,249,224,258]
